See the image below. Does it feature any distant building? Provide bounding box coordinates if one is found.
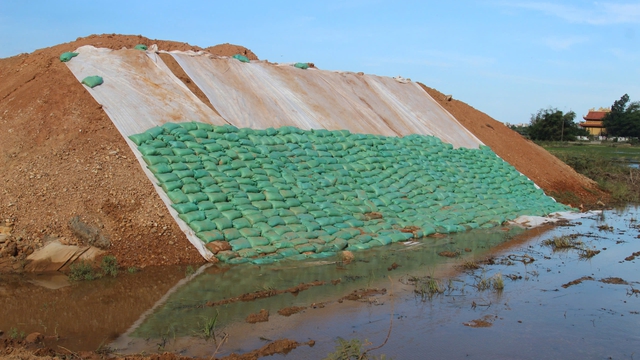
[579,108,610,136]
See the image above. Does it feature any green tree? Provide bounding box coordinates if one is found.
[528,108,588,141]
[603,94,640,138]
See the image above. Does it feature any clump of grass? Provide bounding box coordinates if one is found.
[9,327,25,340]
[579,248,601,259]
[185,265,195,276]
[200,311,219,340]
[461,259,480,270]
[324,337,388,360]
[542,235,583,250]
[127,266,139,274]
[101,255,118,277]
[410,276,445,300]
[69,260,98,281]
[474,273,505,292]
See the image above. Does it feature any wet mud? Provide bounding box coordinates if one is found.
[1,206,639,359]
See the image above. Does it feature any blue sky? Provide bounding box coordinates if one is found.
[1,1,638,125]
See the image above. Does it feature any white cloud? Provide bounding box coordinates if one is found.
[541,35,589,50]
[503,1,640,25]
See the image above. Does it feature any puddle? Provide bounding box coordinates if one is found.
[1,206,639,359]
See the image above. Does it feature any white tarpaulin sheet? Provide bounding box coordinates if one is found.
[65,46,227,137]
[64,45,485,260]
[169,52,482,149]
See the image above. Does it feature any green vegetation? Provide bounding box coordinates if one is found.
[69,256,123,281]
[540,142,640,204]
[474,272,504,292]
[528,108,589,141]
[199,311,219,340]
[542,235,583,250]
[185,265,196,276]
[100,255,118,277]
[69,260,98,281]
[324,338,389,360]
[9,327,25,340]
[603,94,640,138]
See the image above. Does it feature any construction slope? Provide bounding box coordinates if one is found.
[0,34,603,269]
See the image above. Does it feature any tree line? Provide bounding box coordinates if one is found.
[509,94,639,141]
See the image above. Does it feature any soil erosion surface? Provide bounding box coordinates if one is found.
[0,34,604,271]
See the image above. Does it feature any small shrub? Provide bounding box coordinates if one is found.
[9,327,25,340]
[101,255,118,277]
[127,266,139,274]
[185,265,195,276]
[69,260,98,281]
[542,235,582,250]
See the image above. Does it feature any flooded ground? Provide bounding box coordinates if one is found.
[1,206,638,359]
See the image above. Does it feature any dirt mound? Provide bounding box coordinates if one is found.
[0,34,606,271]
[205,43,259,60]
[0,34,257,270]
[419,84,605,205]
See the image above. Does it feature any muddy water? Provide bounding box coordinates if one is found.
[1,207,638,359]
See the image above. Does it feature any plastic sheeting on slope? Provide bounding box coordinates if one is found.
[169,52,482,149]
[65,46,227,137]
[65,46,228,260]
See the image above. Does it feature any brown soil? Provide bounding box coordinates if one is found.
[625,251,640,261]
[600,277,628,285]
[463,315,496,328]
[561,276,594,288]
[0,35,256,271]
[245,309,269,323]
[339,288,387,301]
[0,337,313,360]
[0,33,608,272]
[438,251,460,258]
[278,306,307,316]
[420,84,607,207]
[206,280,326,307]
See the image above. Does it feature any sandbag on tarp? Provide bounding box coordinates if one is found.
[132,122,571,264]
[60,52,79,62]
[81,76,103,88]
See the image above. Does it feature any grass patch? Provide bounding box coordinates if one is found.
[543,148,640,204]
[474,272,505,292]
[579,248,601,259]
[9,327,25,340]
[100,255,118,277]
[69,260,98,281]
[200,311,219,340]
[408,275,445,300]
[324,338,389,360]
[542,235,583,250]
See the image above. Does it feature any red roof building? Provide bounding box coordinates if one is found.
[579,109,609,136]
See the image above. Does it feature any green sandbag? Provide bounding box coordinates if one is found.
[182,183,201,194]
[186,193,208,203]
[237,248,258,258]
[223,228,243,241]
[207,193,228,203]
[190,220,217,232]
[134,44,148,51]
[216,251,237,262]
[171,202,198,214]
[179,211,206,224]
[245,213,268,225]
[276,248,300,257]
[212,217,233,231]
[232,218,251,229]
[204,209,223,219]
[232,54,250,63]
[196,230,225,243]
[294,244,316,253]
[130,133,153,146]
[197,201,216,211]
[227,237,249,252]
[161,180,184,192]
[221,210,242,221]
[294,62,309,69]
[248,237,270,247]
[59,52,79,62]
[81,76,103,88]
[148,163,172,174]
[168,190,189,204]
[240,228,261,238]
[252,257,277,265]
